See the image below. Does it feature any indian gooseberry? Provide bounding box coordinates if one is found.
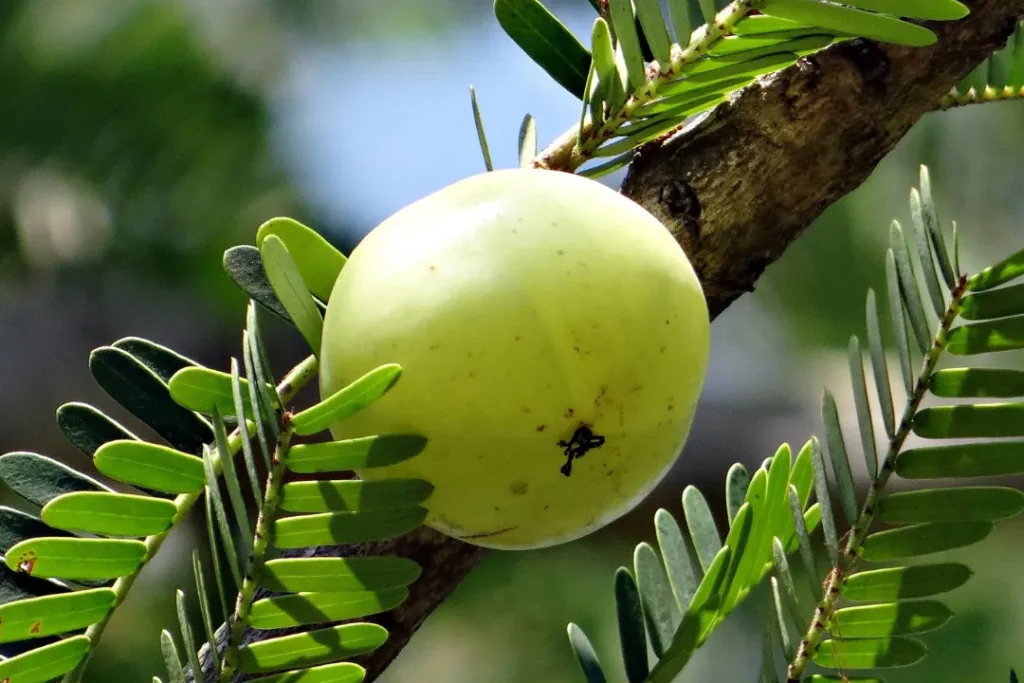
[320,168,710,550]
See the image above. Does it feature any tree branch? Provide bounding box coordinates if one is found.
[191,3,1022,680]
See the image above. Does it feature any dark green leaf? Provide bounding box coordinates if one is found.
[682,486,721,573]
[284,436,427,474]
[891,220,932,353]
[470,86,494,172]
[270,507,427,548]
[260,557,421,593]
[94,440,206,494]
[813,636,926,669]
[908,189,946,318]
[192,551,221,672]
[0,507,72,555]
[615,566,649,682]
[230,358,262,505]
[205,493,231,621]
[246,662,366,683]
[842,563,972,602]
[161,629,186,683]
[866,289,896,438]
[261,235,324,356]
[609,0,645,89]
[494,0,592,98]
[831,600,952,638]
[667,0,691,42]
[725,463,750,524]
[518,113,537,168]
[788,486,819,599]
[821,390,858,525]
[634,543,678,658]
[654,508,700,610]
[278,479,433,513]
[811,438,839,564]
[56,402,140,458]
[42,492,177,537]
[90,346,213,454]
[176,589,203,682]
[769,577,792,657]
[0,562,66,608]
[243,330,274,472]
[696,0,715,24]
[202,448,242,588]
[0,635,90,683]
[917,165,956,290]
[968,247,1024,291]
[760,0,937,47]
[886,251,915,394]
[633,0,671,63]
[223,245,293,324]
[914,402,1024,438]
[876,486,1024,524]
[290,364,402,436]
[211,409,252,560]
[861,521,993,560]
[567,623,607,683]
[947,316,1024,354]
[848,337,878,480]
[237,623,387,674]
[961,283,1024,320]
[256,217,346,302]
[929,367,1024,398]
[112,337,198,384]
[5,537,147,580]
[249,587,408,629]
[0,452,110,507]
[0,588,115,643]
[896,441,1024,479]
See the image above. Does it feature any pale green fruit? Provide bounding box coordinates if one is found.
[320,168,709,550]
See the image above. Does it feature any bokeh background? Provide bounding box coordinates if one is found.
[0,0,1022,681]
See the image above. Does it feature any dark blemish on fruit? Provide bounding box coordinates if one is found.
[522,406,532,414]
[565,408,575,418]
[660,346,666,353]
[468,372,476,378]
[573,345,581,354]
[429,344,439,350]
[460,526,518,540]
[557,424,606,476]
[557,249,565,256]
[536,425,547,432]
[514,335,521,341]
[429,265,437,271]
[594,385,608,406]
[510,481,528,495]
[665,319,670,325]
[667,404,674,411]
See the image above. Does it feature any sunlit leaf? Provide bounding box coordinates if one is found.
[842,0,967,20]
[95,440,206,494]
[161,629,186,683]
[0,588,115,643]
[5,537,147,580]
[284,436,426,474]
[278,479,433,513]
[929,367,1024,398]
[813,636,927,669]
[237,623,388,674]
[0,635,90,683]
[470,86,494,172]
[0,507,72,556]
[725,463,750,525]
[261,235,324,356]
[256,217,346,302]
[861,521,993,560]
[494,0,592,98]
[831,600,952,639]
[247,662,367,683]
[760,0,936,47]
[567,623,608,683]
[519,114,538,168]
[168,366,265,419]
[249,588,408,629]
[842,563,972,602]
[41,492,177,537]
[609,0,645,90]
[259,556,421,594]
[914,402,1024,438]
[968,247,1024,291]
[633,0,671,63]
[876,486,1024,524]
[896,441,1024,478]
[947,316,1024,354]
[290,364,402,436]
[270,507,427,548]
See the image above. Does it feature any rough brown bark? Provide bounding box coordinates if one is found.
[193,3,1023,681]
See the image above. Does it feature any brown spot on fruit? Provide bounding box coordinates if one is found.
[536,425,547,432]
[510,481,529,495]
[565,408,575,418]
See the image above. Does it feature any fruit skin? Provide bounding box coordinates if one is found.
[320,168,710,550]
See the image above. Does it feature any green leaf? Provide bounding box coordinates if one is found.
[231,358,262,505]
[771,537,803,627]
[896,441,1024,479]
[866,289,896,438]
[929,367,1024,398]
[968,247,1024,291]
[842,563,973,602]
[168,366,265,419]
[682,486,721,573]
[56,402,141,458]
[205,494,231,621]
[237,623,387,674]
[725,463,750,524]
[41,492,177,537]
[590,18,622,110]
[768,577,792,657]
[0,452,110,507]
[634,76,753,118]
[634,543,678,658]
[811,438,839,564]
[876,486,1024,524]
[211,409,252,560]
[256,217,346,302]
[494,0,592,98]
[960,283,1024,320]
[0,507,72,557]
[192,550,221,671]
[848,337,878,480]
[290,364,402,436]
[112,337,198,384]
[567,623,608,683]
[247,662,367,683]
[261,234,324,356]
[654,508,700,611]
[633,0,671,63]
[161,629,186,683]
[707,30,831,57]
[176,589,203,683]
[223,245,293,324]
[596,94,723,156]
[243,331,275,471]
[578,151,635,179]
[90,346,213,454]
[668,51,806,93]
[696,0,716,24]
[947,316,1024,354]
[249,588,408,629]
[861,521,993,560]
[6,537,147,580]
[284,436,427,474]
[247,301,283,420]
[609,0,645,90]
[667,0,691,42]
[0,635,90,683]
[908,190,946,318]
[891,221,932,353]
[470,86,494,172]
[278,479,433,513]
[518,113,538,168]
[886,251,915,394]
[821,390,858,525]
[842,0,968,20]
[760,0,937,47]
[788,486,819,600]
[0,588,115,642]
[0,561,66,608]
[831,600,952,639]
[270,508,427,548]
[914,402,1024,438]
[260,557,421,594]
[94,440,206,494]
[813,636,927,669]
[708,503,753,633]
[202,448,242,588]
[733,15,804,35]
[917,165,956,290]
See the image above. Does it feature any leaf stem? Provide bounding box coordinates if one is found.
[533,0,758,173]
[63,354,319,683]
[784,276,969,682]
[218,426,294,681]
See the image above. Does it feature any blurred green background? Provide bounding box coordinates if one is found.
[0,0,1021,681]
